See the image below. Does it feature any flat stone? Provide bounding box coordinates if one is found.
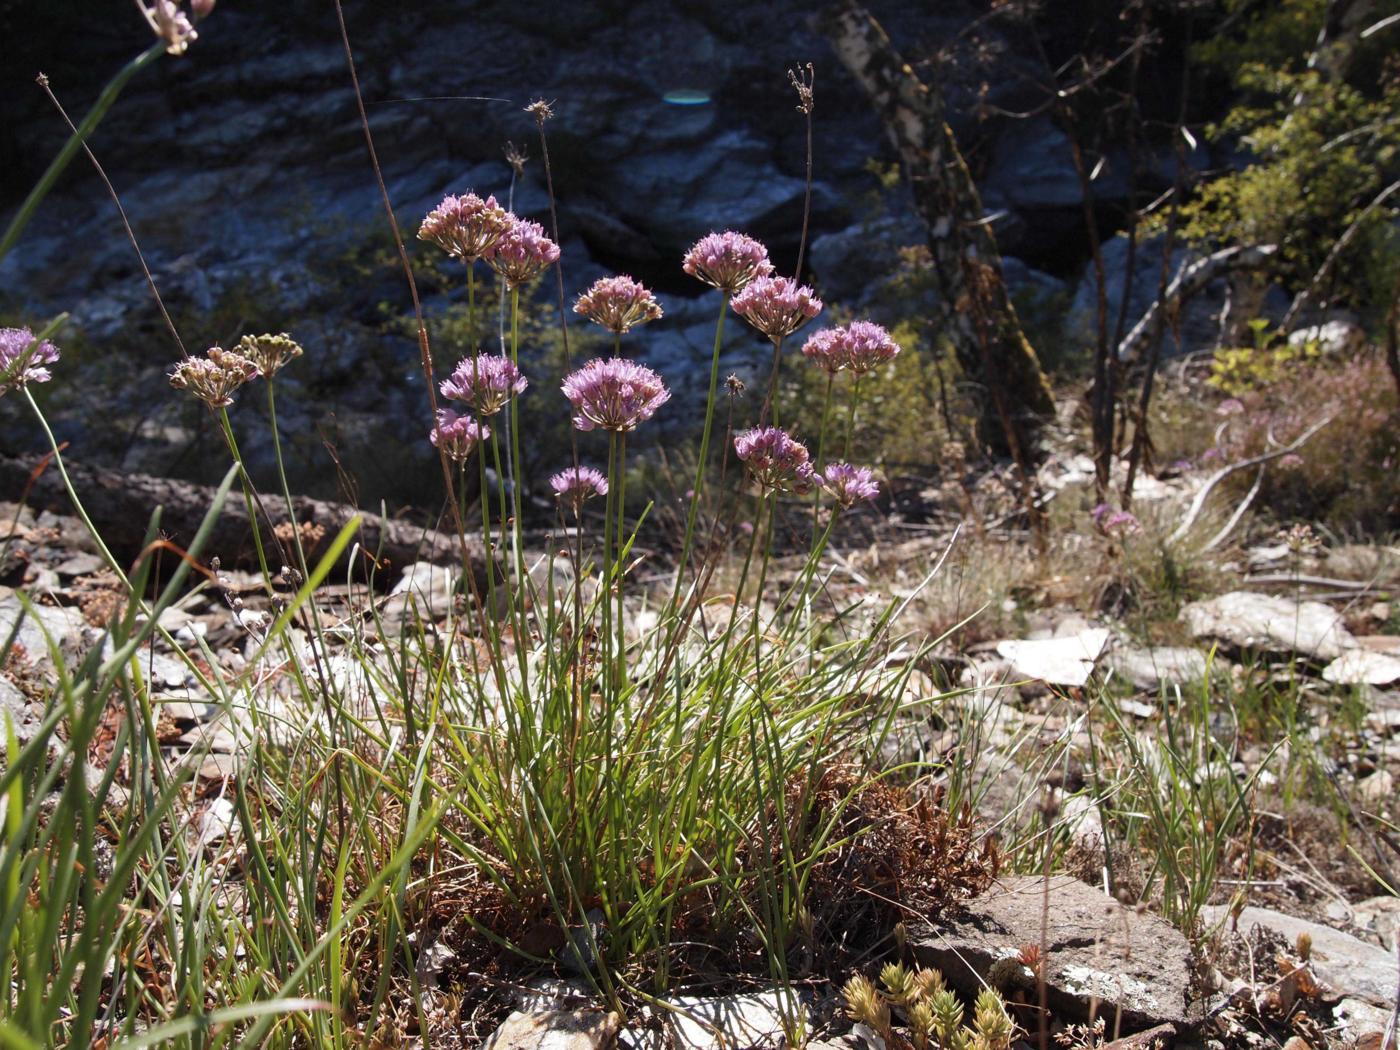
[483,1009,621,1050]
[620,991,800,1050]
[910,875,1193,1031]
[995,628,1110,687]
[1203,905,1400,1007]
[1108,645,1211,691]
[53,552,107,577]
[1325,649,1400,685]
[1350,896,1400,950]
[0,598,87,666]
[1182,592,1355,660]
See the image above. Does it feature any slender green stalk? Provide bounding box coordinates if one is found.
[615,433,628,689]
[811,373,835,541]
[672,292,730,594]
[844,375,864,459]
[217,407,275,591]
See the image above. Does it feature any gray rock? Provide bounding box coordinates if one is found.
[995,628,1109,687]
[1181,592,1356,661]
[0,598,87,667]
[53,553,107,578]
[483,1009,621,1050]
[910,874,1194,1030]
[1107,645,1211,691]
[1323,649,1400,685]
[1203,904,1400,1008]
[619,990,801,1050]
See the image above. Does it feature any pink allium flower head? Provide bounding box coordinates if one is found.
[1091,503,1141,538]
[440,354,528,416]
[1217,398,1245,416]
[0,327,60,396]
[682,230,774,295]
[801,328,849,375]
[550,465,608,510]
[418,192,512,263]
[841,320,901,374]
[430,409,489,462]
[561,357,671,432]
[733,426,819,494]
[140,0,198,54]
[574,275,663,335]
[485,215,561,288]
[731,275,822,343]
[168,347,258,407]
[191,0,215,17]
[822,463,880,507]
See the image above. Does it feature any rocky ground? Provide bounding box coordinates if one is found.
[4,418,1398,1049]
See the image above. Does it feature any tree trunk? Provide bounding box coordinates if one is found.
[1,452,487,585]
[819,0,1055,461]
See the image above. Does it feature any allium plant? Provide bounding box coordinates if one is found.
[550,464,608,510]
[574,275,663,337]
[731,275,822,344]
[168,346,258,407]
[0,326,60,395]
[418,192,512,263]
[822,462,880,508]
[440,354,528,416]
[734,426,820,495]
[561,358,670,433]
[431,409,489,462]
[682,230,774,295]
[237,331,303,377]
[485,215,561,288]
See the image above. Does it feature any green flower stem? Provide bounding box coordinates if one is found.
[506,286,533,706]
[216,408,274,593]
[615,433,628,690]
[811,373,834,544]
[467,263,477,354]
[21,388,123,580]
[672,292,730,600]
[265,380,309,579]
[844,375,864,460]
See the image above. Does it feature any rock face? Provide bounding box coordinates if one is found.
[911,875,1195,1031]
[0,3,1225,508]
[995,628,1109,687]
[1181,592,1356,661]
[483,1009,621,1050]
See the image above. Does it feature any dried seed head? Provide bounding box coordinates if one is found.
[788,62,815,114]
[169,347,257,407]
[525,98,554,123]
[237,332,303,378]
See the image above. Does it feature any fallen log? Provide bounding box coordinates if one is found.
[1,451,485,580]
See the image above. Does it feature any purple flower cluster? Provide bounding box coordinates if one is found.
[140,0,200,55]
[731,276,822,344]
[486,217,561,288]
[733,427,819,494]
[562,358,671,433]
[574,275,663,335]
[440,355,528,416]
[682,231,774,295]
[430,409,489,462]
[550,465,609,510]
[1091,503,1141,538]
[822,463,880,508]
[0,327,60,396]
[418,192,511,263]
[168,347,259,407]
[801,321,900,375]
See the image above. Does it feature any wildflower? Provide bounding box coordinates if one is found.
[561,358,670,432]
[440,355,528,416]
[823,463,880,507]
[169,347,258,407]
[485,215,560,288]
[1279,453,1304,470]
[550,465,608,510]
[841,320,900,374]
[1091,503,1140,538]
[139,0,198,54]
[0,327,60,396]
[731,275,822,343]
[682,231,774,295]
[734,426,819,494]
[237,332,303,378]
[191,0,215,16]
[1217,398,1245,416]
[418,192,512,263]
[430,409,488,462]
[574,275,663,335]
[801,328,848,374]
